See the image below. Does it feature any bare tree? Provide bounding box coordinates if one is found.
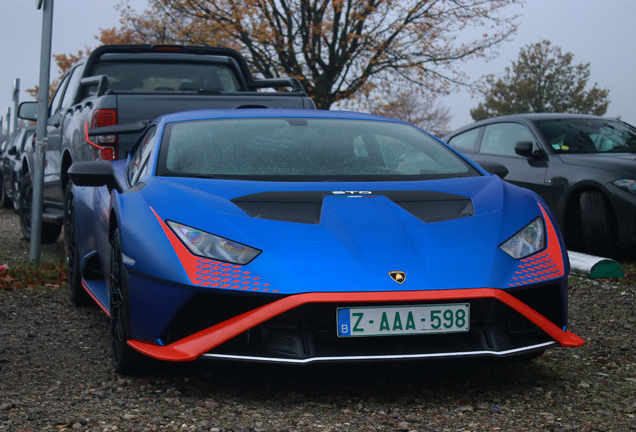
[372,92,452,137]
[105,0,520,109]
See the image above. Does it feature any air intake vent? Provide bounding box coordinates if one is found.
[507,308,539,333]
[396,199,473,223]
[232,191,325,224]
[379,190,474,223]
[232,190,473,224]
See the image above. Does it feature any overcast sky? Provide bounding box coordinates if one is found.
[1,0,634,136]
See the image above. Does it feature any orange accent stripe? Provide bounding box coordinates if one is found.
[127,287,584,362]
[538,203,565,276]
[84,121,104,150]
[150,206,201,285]
[82,280,110,317]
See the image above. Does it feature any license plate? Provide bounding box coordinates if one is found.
[337,304,470,337]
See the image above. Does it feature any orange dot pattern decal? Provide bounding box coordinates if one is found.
[510,251,562,286]
[193,259,275,292]
[508,203,565,287]
[150,207,277,292]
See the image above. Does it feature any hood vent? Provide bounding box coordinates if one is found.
[379,190,474,223]
[232,191,324,224]
[232,190,473,224]
[395,199,473,222]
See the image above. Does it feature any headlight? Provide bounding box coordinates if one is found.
[167,221,261,265]
[500,217,545,259]
[612,179,636,194]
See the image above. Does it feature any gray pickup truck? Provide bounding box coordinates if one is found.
[18,44,315,243]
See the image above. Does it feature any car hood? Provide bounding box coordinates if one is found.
[119,175,565,294]
[558,153,636,177]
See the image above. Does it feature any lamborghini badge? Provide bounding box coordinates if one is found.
[389,271,406,284]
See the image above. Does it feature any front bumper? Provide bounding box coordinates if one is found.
[128,287,584,363]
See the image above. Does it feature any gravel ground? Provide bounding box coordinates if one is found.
[1,207,636,431]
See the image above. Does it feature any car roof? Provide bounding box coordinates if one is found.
[445,113,622,139]
[476,113,610,122]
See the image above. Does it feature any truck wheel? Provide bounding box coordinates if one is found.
[12,177,20,213]
[0,175,11,209]
[110,228,144,374]
[65,182,90,305]
[580,190,614,258]
[19,173,62,243]
[19,174,33,239]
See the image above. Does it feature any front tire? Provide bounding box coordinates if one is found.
[110,228,144,374]
[0,175,11,209]
[18,173,62,243]
[580,190,615,258]
[65,182,89,305]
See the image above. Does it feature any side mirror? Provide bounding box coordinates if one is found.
[18,101,38,121]
[477,161,509,180]
[514,141,534,157]
[8,147,17,156]
[68,161,123,193]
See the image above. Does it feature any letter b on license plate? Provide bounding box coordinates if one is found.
[337,304,469,337]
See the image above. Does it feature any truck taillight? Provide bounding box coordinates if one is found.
[91,109,118,159]
[100,147,115,161]
[92,109,117,127]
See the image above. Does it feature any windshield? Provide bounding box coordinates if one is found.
[536,118,636,154]
[156,118,479,181]
[91,61,240,93]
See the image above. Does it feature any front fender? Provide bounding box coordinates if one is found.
[110,186,197,342]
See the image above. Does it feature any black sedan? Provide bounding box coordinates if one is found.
[1,126,36,213]
[443,113,636,258]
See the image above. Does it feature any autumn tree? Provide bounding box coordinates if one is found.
[470,39,610,121]
[372,91,452,137]
[103,0,521,109]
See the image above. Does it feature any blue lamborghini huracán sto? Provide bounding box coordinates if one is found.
[66,109,584,373]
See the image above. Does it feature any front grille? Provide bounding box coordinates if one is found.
[162,291,283,345]
[507,308,539,333]
[162,281,566,360]
[507,281,565,329]
[166,296,552,360]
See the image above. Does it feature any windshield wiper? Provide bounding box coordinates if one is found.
[197,89,222,94]
[605,146,636,153]
[195,173,225,179]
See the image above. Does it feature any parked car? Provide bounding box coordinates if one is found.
[0,138,11,208]
[1,126,36,212]
[67,108,583,373]
[443,113,636,258]
[17,44,316,244]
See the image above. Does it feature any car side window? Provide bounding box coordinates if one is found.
[21,131,36,153]
[6,131,20,154]
[60,66,82,109]
[480,123,536,157]
[127,126,157,185]
[447,127,482,152]
[14,131,26,152]
[49,72,72,116]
